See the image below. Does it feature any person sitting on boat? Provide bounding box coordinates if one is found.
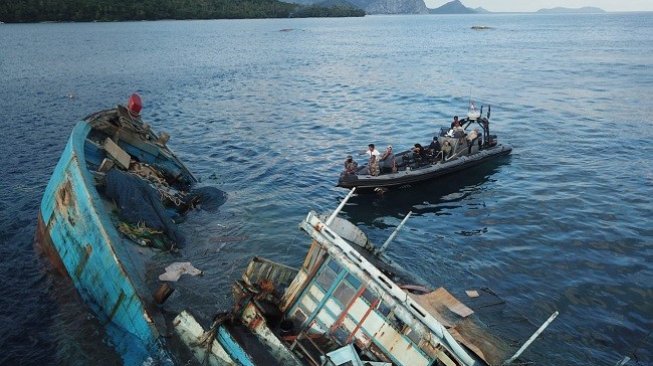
[446,119,465,139]
[379,145,397,173]
[365,143,380,158]
[412,143,427,165]
[344,155,358,174]
[427,137,442,161]
[466,128,480,154]
[441,140,452,161]
[450,115,460,129]
[368,155,380,176]
[453,121,465,138]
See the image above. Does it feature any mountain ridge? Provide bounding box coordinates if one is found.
[536,6,606,13]
[429,0,477,14]
[284,0,427,14]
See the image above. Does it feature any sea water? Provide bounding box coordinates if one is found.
[1,13,651,365]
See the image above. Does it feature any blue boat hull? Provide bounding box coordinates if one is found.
[37,120,172,364]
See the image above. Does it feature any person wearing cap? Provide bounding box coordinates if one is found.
[344,155,358,174]
[379,145,397,173]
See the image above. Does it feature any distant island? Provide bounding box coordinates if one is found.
[426,1,608,15]
[536,7,606,13]
[0,0,615,22]
[429,0,475,14]
[0,0,364,23]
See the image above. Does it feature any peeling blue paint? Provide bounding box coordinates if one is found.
[39,121,172,364]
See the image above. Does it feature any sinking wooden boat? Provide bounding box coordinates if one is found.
[175,191,555,366]
[36,94,225,364]
[338,105,512,192]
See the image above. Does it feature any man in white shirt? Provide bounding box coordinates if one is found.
[365,144,380,158]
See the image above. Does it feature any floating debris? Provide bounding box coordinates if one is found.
[471,25,494,30]
[158,262,203,282]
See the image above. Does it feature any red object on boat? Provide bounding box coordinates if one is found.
[127,93,142,116]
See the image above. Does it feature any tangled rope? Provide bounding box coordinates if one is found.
[193,312,232,365]
[128,161,187,207]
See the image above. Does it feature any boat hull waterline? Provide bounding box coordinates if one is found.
[338,144,512,190]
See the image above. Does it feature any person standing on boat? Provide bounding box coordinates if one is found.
[379,145,397,173]
[365,143,380,158]
[344,155,358,174]
[368,155,380,176]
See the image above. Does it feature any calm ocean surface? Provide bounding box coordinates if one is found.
[1,12,652,365]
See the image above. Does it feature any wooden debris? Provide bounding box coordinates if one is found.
[103,137,131,169]
[98,158,115,172]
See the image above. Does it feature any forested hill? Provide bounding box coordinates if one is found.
[0,0,364,23]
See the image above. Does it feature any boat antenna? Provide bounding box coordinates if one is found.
[487,105,491,120]
[503,311,559,365]
[377,211,413,255]
[326,188,356,225]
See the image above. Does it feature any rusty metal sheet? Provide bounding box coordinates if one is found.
[448,319,511,366]
[411,287,474,320]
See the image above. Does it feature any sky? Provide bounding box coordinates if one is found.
[423,0,653,12]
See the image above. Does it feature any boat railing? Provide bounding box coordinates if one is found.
[446,137,464,161]
[243,256,299,293]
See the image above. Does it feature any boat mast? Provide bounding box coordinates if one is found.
[326,187,356,225]
[503,311,559,365]
[377,211,412,255]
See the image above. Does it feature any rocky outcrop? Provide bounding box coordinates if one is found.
[429,0,476,14]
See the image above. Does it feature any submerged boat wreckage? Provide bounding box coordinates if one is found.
[175,188,559,366]
[36,94,226,364]
[37,96,555,365]
[338,104,512,191]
